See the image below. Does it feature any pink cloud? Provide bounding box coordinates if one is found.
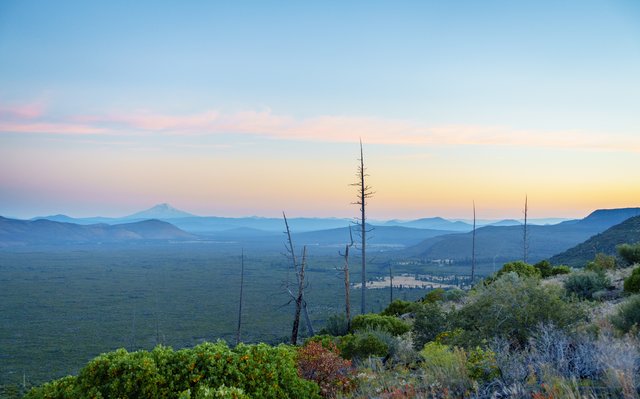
[1,100,638,152]
[0,101,46,119]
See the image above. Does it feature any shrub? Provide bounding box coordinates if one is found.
[496,261,541,279]
[533,260,553,278]
[623,266,640,294]
[380,300,419,317]
[338,331,389,360]
[179,385,249,399]
[586,253,616,272]
[443,288,466,302]
[321,314,350,336]
[420,342,473,395]
[412,302,447,350]
[564,271,610,300]
[297,341,354,398]
[350,314,410,336]
[453,273,584,346]
[550,265,571,276]
[611,295,640,333]
[26,342,321,399]
[466,346,499,382]
[617,242,640,266]
[423,288,445,303]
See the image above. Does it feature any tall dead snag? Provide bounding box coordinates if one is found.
[337,227,354,329]
[283,212,314,339]
[236,249,245,346]
[471,201,476,283]
[291,246,307,345]
[351,139,374,314]
[523,195,529,263]
[389,264,394,303]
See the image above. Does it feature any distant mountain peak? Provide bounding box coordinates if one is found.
[126,203,195,219]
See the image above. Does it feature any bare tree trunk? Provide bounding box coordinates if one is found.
[471,201,476,283]
[523,195,528,263]
[291,246,307,345]
[236,249,244,346]
[389,264,394,303]
[338,228,354,330]
[343,244,351,329]
[351,139,373,314]
[283,212,314,337]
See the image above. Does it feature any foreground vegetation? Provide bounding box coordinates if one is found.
[13,243,640,398]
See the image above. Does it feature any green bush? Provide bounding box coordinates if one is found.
[412,302,447,350]
[611,295,640,333]
[564,271,610,300]
[617,243,640,266]
[380,299,419,317]
[179,385,249,399]
[351,314,410,336]
[453,273,584,346]
[339,331,389,360]
[533,260,553,278]
[420,343,472,395]
[496,261,541,279]
[26,342,320,399]
[423,288,445,303]
[551,265,571,276]
[466,346,499,382]
[320,314,350,336]
[623,267,640,294]
[586,253,616,272]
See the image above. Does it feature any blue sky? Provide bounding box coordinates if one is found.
[1,1,639,219]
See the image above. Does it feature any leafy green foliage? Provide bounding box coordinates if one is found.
[419,342,473,395]
[550,265,571,275]
[453,273,584,346]
[496,261,541,279]
[25,342,320,399]
[611,295,640,334]
[339,331,389,360]
[350,314,409,336]
[422,288,445,303]
[533,260,553,278]
[585,253,617,272]
[466,346,499,382]
[618,242,640,266]
[564,271,610,300]
[623,266,640,294]
[178,385,249,399]
[297,341,354,398]
[380,299,419,317]
[412,302,447,350]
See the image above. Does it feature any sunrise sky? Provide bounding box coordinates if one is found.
[1,1,639,220]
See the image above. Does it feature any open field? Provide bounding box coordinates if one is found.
[0,243,482,388]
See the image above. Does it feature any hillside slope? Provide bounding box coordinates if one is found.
[549,216,640,267]
[0,217,194,246]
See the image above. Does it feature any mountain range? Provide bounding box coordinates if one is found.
[4,204,639,263]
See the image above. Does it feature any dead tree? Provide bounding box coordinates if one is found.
[236,249,245,346]
[471,201,476,283]
[351,139,374,314]
[291,246,307,345]
[283,212,314,337]
[523,195,529,263]
[337,227,354,329]
[389,264,394,303]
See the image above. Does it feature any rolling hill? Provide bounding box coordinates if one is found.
[0,217,195,246]
[549,215,640,267]
[402,207,640,264]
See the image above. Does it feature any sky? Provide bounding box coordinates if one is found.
[0,0,639,220]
